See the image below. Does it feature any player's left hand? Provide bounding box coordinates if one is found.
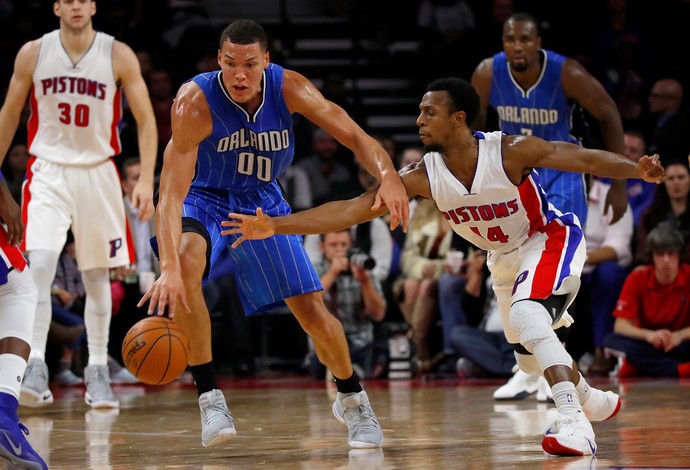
[603,179,628,225]
[637,154,666,184]
[131,180,155,222]
[372,174,409,232]
[221,208,275,248]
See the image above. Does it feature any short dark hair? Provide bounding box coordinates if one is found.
[647,225,685,255]
[506,12,540,35]
[220,19,268,51]
[426,77,480,125]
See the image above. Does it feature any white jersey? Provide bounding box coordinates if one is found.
[425,130,581,254]
[28,30,121,165]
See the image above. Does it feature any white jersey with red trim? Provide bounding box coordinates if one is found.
[28,30,122,165]
[425,130,581,254]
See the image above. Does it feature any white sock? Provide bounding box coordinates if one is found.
[576,372,593,405]
[0,354,27,399]
[28,250,60,360]
[551,381,582,416]
[82,268,112,366]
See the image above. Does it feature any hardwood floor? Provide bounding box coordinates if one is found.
[16,375,690,469]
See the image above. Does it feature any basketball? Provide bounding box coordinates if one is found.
[122,316,190,385]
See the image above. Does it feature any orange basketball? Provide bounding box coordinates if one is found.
[121,316,190,385]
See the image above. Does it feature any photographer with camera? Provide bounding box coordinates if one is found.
[306,230,386,380]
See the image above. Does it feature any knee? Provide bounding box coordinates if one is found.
[509,300,555,351]
[178,250,205,290]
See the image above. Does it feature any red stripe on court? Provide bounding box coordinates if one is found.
[530,223,567,299]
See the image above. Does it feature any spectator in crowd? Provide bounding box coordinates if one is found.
[307,230,386,380]
[604,226,690,378]
[450,250,516,379]
[277,165,313,213]
[1,141,28,204]
[579,176,634,375]
[395,198,452,371]
[644,78,690,166]
[624,130,655,228]
[635,162,690,265]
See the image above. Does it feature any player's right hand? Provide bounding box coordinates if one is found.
[637,154,665,183]
[221,208,275,248]
[137,270,191,318]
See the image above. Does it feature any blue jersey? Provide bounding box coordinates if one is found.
[490,50,587,226]
[172,65,321,315]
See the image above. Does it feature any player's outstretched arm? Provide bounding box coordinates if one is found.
[222,164,430,248]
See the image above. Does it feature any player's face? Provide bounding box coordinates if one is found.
[218,41,269,105]
[54,0,95,31]
[417,91,456,153]
[502,20,541,73]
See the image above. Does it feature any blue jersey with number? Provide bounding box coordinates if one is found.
[173,65,321,315]
[489,50,587,226]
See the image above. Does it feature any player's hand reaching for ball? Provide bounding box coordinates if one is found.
[137,270,191,318]
[221,208,275,248]
[638,154,665,183]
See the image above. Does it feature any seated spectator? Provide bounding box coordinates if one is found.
[635,162,690,265]
[450,250,516,379]
[624,130,655,228]
[395,198,452,370]
[644,78,690,166]
[306,230,386,380]
[604,226,690,378]
[277,165,313,212]
[579,176,634,376]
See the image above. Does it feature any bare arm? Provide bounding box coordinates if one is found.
[114,40,158,221]
[562,59,628,223]
[470,58,494,130]
[502,135,665,183]
[137,82,210,315]
[0,40,38,164]
[282,69,409,231]
[222,162,432,247]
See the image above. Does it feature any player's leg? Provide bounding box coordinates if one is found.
[21,159,72,407]
[285,292,383,448]
[176,219,235,448]
[0,268,48,469]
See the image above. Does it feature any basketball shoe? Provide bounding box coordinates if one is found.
[19,358,54,407]
[536,376,554,402]
[332,391,383,448]
[84,365,119,409]
[199,389,236,447]
[542,411,597,456]
[493,368,539,400]
[0,393,48,469]
[581,388,621,422]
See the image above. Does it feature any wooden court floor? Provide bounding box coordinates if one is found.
[15,375,690,469]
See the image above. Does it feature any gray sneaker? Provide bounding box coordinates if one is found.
[84,365,119,409]
[199,389,236,447]
[19,358,54,407]
[332,391,383,448]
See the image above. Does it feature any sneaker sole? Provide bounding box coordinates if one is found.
[202,428,237,447]
[19,388,53,407]
[85,393,120,409]
[493,390,536,401]
[542,435,595,456]
[332,401,383,448]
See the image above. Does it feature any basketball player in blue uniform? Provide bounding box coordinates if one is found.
[471,12,629,401]
[222,77,665,456]
[138,19,408,449]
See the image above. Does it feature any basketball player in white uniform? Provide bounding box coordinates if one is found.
[222,78,666,457]
[0,0,157,409]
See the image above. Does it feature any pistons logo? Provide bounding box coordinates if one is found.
[512,270,529,295]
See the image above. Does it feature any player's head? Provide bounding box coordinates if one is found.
[54,0,96,31]
[502,12,541,73]
[218,19,270,104]
[417,78,479,153]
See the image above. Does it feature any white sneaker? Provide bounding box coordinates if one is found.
[84,365,119,409]
[199,389,236,447]
[110,368,140,385]
[20,358,54,407]
[582,388,621,422]
[333,391,383,448]
[493,369,539,400]
[542,411,597,456]
[536,376,553,402]
[55,369,83,387]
